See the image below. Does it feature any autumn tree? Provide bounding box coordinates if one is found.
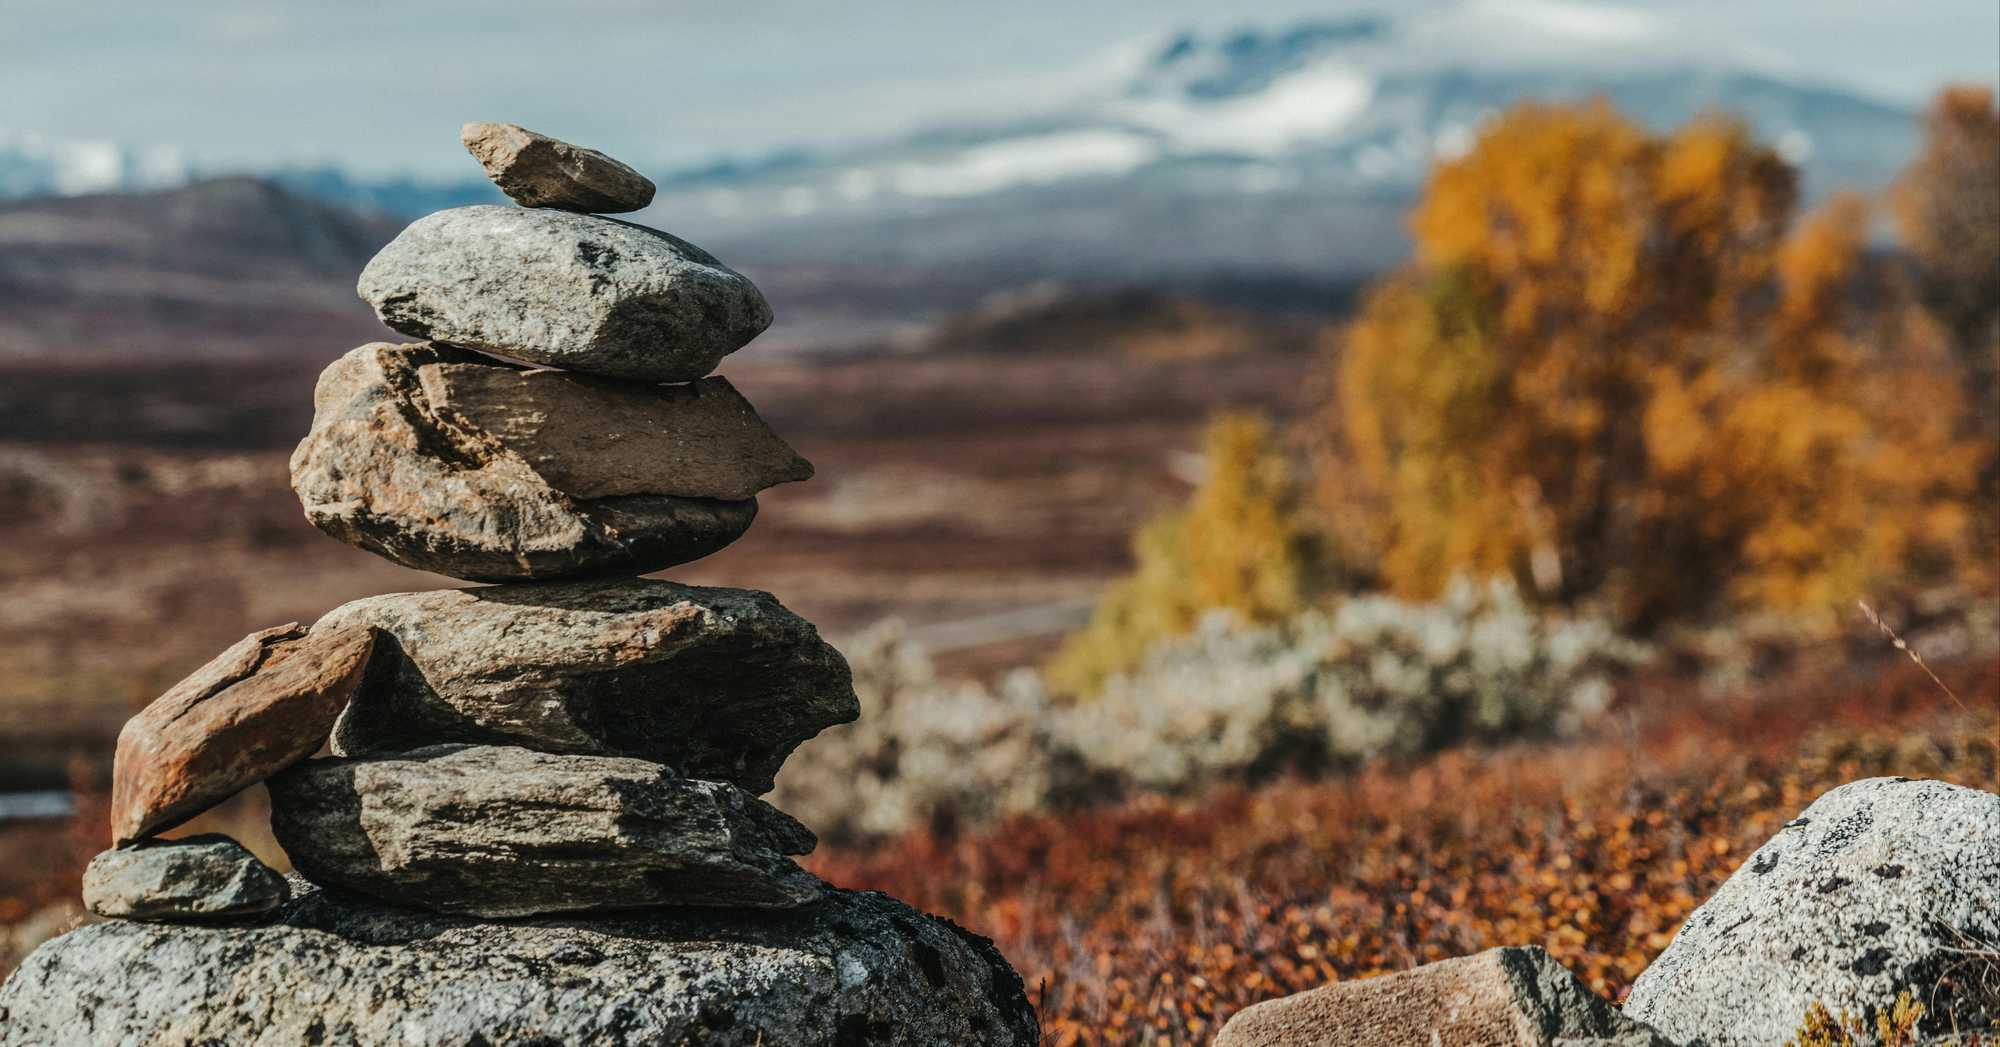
[1323,101,1980,629]
[1047,413,1321,697]
[1894,86,1999,572]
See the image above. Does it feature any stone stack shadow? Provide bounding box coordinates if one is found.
[0,122,1038,1046]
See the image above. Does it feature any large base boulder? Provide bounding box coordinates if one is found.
[0,881,1040,1046]
[1624,777,2000,1045]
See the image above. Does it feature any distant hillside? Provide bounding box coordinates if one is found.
[0,9,1919,331]
[0,177,398,362]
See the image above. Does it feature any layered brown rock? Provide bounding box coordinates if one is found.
[111,622,375,844]
[461,121,656,213]
[420,363,812,501]
[290,343,771,581]
[1213,946,1669,1047]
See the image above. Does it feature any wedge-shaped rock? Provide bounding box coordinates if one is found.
[83,835,288,923]
[421,361,812,501]
[2,880,1041,1046]
[319,579,857,793]
[1625,777,2000,1046]
[1215,946,1670,1047]
[111,621,374,844]
[461,121,656,213]
[358,205,771,382]
[269,745,823,917]
[290,343,759,581]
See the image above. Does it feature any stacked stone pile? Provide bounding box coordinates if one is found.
[0,123,1038,1046]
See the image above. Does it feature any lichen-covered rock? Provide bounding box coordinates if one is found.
[0,880,1040,1046]
[461,121,656,213]
[320,579,857,792]
[290,343,757,581]
[1214,946,1669,1047]
[269,745,822,918]
[357,205,771,382]
[1624,777,2000,1045]
[81,835,288,923]
[111,621,374,843]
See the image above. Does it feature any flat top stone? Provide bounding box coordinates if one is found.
[461,121,656,213]
[82,835,288,923]
[111,621,375,844]
[358,206,771,383]
[1624,777,2000,1045]
[1,879,1040,1047]
[420,363,812,501]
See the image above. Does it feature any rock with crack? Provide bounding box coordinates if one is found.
[269,744,824,917]
[319,578,857,793]
[111,621,375,844]
[461,120,656,213]
[1213,945,1671,1046]
[82,835,289,923]
[420,358,812,501]
[1623,776,2000,1045]
[357,205,771,382]
[290,342,770,581]
[0,879,1040,1046]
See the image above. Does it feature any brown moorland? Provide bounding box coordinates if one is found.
[807,657,1998,1045]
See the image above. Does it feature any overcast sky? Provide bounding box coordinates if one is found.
[4,0,1996,178]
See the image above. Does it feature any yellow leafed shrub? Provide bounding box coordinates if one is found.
[1045,412,1321,698]
[1322,101,1983,630]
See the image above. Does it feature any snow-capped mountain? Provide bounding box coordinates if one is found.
[0,129,191,198]
[2,4,1921,337]
[642,11,1912,239]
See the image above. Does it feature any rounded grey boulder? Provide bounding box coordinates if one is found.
[357,205,771,383]
[81,835,288,923]
[1624,777,2000,1044]
[0,880,1040,1046]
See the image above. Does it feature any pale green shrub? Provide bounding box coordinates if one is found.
[778,582,1645,838]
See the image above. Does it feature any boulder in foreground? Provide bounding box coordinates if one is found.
[358,205,771,383]
[290,343,757,581]
[1214,945,1669,1047]
[1623,776,2000,1045]
[111,621,374,843]
[321,579,857,792]
[82,835,288,923]
[269,745,823,918]
[461,120,656,213]
[0,879,1040,1046]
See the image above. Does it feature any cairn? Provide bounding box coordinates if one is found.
[0,123,1038,1046]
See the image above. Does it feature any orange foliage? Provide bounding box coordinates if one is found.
[1894,85,2000,583]
[811,659,1998,1044]
[1324,101,1982,630]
